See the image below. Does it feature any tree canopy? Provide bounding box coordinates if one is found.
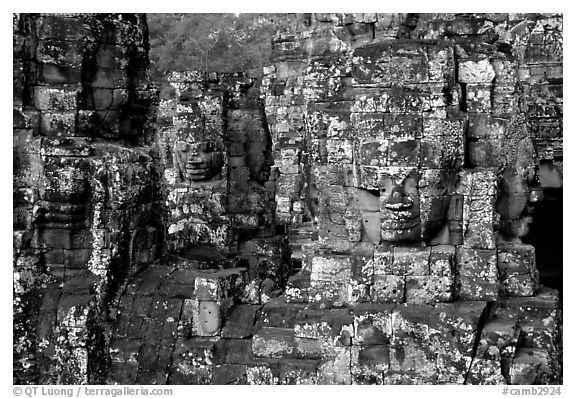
[147,13,300,79]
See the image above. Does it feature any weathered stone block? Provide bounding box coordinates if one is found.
[316,347,351,385]
[435,353,468,384]
[405,275,454,304]
[500,273,539,298]
[357,140,388,167]
[350,113,386,140]
[459,276,499,301]
[466,84,492,113]
[40,111,76,136]
[513,298,561,351]
[429,245,455,277]
[194,268,246,301]
[372,275,405,303]
[384,113,423,140]
[497,244,537,274]
[169,337,217,384]
[238,236,288,258]
[34,87,79,111]
[353,303,395,345]
[310,254,352,282]
[387,139,420,167]
[373,245,393,275]
[326,138,353,164]
[159,321,178,347]
[157,277,194,299]
[252,327,295,359]
[195,301,222,336]
[294,337,324,360]
[492,84,517,115]
[216,339,253,365]
[389,336,436,379]
[108,362,139,384]
[467,114,506,139]
[172,337,217,364]
[130,296,153,317]
[41,137,91,157]
[392,246,431,276]
[360,210,381,244]
[38,63,82,85]
[468,316,519,384]
[278,359,319,384]
[427,43,454,83]
[509,348,554,385]
[458,59,496,83]
[294,308,354,346]
[350,243,374,285]
[466,355,507,384]
[458,170,497,249]
[467,139,502,168]
[35,16,88,40]
[352,89,390,113]
[456,247,498,300]
[109,337,141,364]
[221,304,260,339]
[211,364,248,385]
[430,301,487,356]
[246,359,280,385]
[259,298,306,328]
[181,299,222,337]
[391,304,432,342]
[351,345,390,378]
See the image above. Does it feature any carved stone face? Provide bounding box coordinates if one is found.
[495,168,539,241]
[177,141,223,182]
[380,168,421,242]
[376,167,456,244]
[246,128,273,184]
[495,138,541,242]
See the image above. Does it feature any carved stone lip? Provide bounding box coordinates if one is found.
[380,208,419,219]
[186,167,210,174]
[523,215,534,224]
[383,201,413,211]
[382,221,419,231]
[381,211,420,227]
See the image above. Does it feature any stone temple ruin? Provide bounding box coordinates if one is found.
[13,13,563,385]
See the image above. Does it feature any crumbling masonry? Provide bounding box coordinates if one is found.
[13,13,562,385]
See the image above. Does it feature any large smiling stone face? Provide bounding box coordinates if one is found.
[494,132,542,243]
[379,168,421,242]
[177,140,224,182]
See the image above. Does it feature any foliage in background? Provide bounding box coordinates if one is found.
[148,13,301,79]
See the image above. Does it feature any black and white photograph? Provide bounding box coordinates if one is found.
[11,8,565,390]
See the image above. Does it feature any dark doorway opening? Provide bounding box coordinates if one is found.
[525,188,563,297]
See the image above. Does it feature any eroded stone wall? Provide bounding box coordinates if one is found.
[244,12,562,385]
[13,13,162,384]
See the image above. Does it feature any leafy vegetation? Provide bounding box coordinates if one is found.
[147,13,300,78]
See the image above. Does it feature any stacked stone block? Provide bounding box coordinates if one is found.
[157,71,230,253]
[13,13,161,384]
[106,263,266,384]
[158,71,279,253]
[252,12,562,385]
[515,16,562,177]
[248,294,562,384]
